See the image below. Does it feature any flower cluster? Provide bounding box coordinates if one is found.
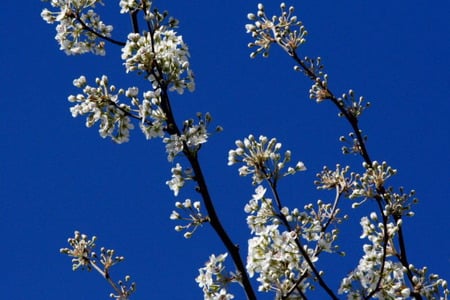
[68,75,135,143]
[339,213,410,299]
[247,224,308,297]
[163,113,213,162]
[61,231,135,299]
[408,265,449,299]
[228,135,306,185]
[244,186,343,297]
[60,230,97,271]
[314,164,355,194]
[195,253,236,300]
[382,187,418,218]
[166,163,186,196]
[119,0,150,14]
[339,131,367,156]
[121,29,195,94]
[309,76,331,103]
[170,199,209,238]
[41,0,113,55]
[246,3,307,58]
[339,89,371,119]
[136,88,167,139]
[297,201,343,254]
[350,161,397,204]
[109,275,136,300]
[244,186,276,234]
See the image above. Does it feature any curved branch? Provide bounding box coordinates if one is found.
[287,48,421,299]
[74,13,126,47]
[267,178,339,300]
[142,25,256,299]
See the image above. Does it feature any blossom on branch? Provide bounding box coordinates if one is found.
[41,0,113,55]
[68,75,135,143]
[195,253,236,300]
[121,30,195,94]
[244,186,343,298]
[60,231,136,299]
[339,213,410,299]
[170,199,209,238]
[228,134,306,185]
[246,3,307,58]
[163,112,214,161]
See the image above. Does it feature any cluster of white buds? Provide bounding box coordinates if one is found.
[170,199,209,239]
[109,275,136,300]
[309,76,331,102]
[60,230,97,271]
[338,89,371,119]
[41,0,112,55]
[68,75,135,144]
[246,3,307,58]
[228,135,306,185]
[60,231,136,299]
[314,164,355,194]
[339,131,367,156]
[350,161,397,204]
[382,187,418,218]
[409,265,449,299]
[195,253,236,300]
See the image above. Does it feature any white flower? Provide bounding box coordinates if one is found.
[196,253,235,300]
[228,134,305,185]
[185,124,208,147]
[246,3,307,58]
[166,163,184,196]
[119,0,148,14]
[163,134,184,162]
[121,30,195,94]
[339,215,409,298]
[41,2,113,56]
[170,198,207,238]
[247,224,307,296]
[68,75,134,143]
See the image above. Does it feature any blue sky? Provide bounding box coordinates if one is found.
[1,0,449,299]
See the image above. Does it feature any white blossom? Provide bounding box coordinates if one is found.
[166,163,184,196]
[68,75,134,143]
[170,199,208,238]
[196,253,235,300]
[246,3,307,58]
[228,134,305,185]
[339,214,409,299]
[41,1,113,55]
[119,0,150,14]
[121,30,195,94]
[163,134,184,162]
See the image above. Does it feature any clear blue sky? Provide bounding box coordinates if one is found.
[1,1,449,299]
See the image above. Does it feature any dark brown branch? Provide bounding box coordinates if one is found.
[288,49,421,299]
[74,14,126,47]
[142,24,256,300]
[267,178,339,300]
[130,10,140,33]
